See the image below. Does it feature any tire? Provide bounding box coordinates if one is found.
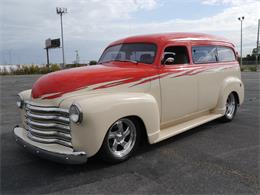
[99,117,141,164]
[221,92,238,122]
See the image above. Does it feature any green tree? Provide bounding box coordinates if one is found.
[89,60,97,65]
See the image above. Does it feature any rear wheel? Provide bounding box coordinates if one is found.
[221,92,238,122]
[99,117,141,163]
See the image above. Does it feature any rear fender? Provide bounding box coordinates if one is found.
[213,76,244,114]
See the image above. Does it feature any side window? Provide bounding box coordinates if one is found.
[192,46,217,64]
[217,46,236,62]
[162,46,189,65]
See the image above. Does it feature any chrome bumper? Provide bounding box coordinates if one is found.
[13,126,87,164]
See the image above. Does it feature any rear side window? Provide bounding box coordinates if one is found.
[192,46,218,64]
[217,46,236,62]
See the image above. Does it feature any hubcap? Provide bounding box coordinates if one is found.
[225,93,236,119]
[107,118,136,158]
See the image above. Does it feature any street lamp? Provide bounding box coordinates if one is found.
[56,7,67,68]
[75,50,80,64]
[238,16,245,66]
[256,19,260,66]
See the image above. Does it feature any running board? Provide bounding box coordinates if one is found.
[153,114,222,143]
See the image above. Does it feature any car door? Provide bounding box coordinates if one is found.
[191,45,221,111]
[159,45,198,124]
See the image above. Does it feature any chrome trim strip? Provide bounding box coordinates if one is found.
[24,123,70,134]
[27,132,73,148]
[27,126,71,140]
[25,103,69,114]
[26,119,70,131]
[14,127,87,164]
[25,111,70,123]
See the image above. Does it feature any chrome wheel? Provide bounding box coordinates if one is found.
[225,93,236,119]
[107,118,137,158]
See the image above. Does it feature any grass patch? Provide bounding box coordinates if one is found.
[0,63,96,76]
[241,65,257,72]
[0,64,61,75]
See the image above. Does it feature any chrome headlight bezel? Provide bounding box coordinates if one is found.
[69,104,83,124]
[16,95,24,109]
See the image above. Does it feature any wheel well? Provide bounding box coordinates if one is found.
[231,91,240,105]
[127,115,149,144]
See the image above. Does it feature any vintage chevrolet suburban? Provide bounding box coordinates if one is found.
[14,33,244,164]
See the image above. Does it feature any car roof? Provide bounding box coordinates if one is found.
[109,32,234,47]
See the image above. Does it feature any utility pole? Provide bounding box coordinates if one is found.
[238,16,245,66]
[56,7,67,68]
[256,19,260,66]
[75,50,80,64]
[46,48,50,67]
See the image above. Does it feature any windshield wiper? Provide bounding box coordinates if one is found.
[99,59,139,64]
[114,59,138,64]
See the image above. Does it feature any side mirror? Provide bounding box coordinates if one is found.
[162,52,176,65]
[164,57,175,65]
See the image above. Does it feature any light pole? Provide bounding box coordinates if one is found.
[256,19,260,66]
[75,50,80,64]
[238,16,245,66]
[56,7,67,68]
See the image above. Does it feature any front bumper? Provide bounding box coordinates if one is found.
[13,126,87,164]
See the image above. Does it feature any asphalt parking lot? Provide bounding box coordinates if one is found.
[1,72,259,194]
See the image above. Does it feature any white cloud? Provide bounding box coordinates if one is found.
[0,0,259,64]
[68,0,259,54]
[201,0,258,6]
[1,0,158,45]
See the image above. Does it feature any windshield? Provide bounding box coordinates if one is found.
[98,43,157,64]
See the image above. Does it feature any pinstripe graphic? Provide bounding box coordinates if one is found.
[35,64,237,100]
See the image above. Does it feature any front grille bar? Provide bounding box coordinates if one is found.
[26,119,70,131]
[27,132,73,148]
[27,126,71,141]
[26,111,70,123]
[26,103,69,114]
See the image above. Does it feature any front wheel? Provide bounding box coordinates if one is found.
[99,117,141,163]
[221,92,238,122]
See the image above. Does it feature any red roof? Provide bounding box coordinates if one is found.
[109,32,233,46]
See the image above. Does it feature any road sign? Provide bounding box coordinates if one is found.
[45,38,60,49]
[44,38,61,66]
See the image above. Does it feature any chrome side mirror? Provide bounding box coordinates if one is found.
[162,52,176,65]
[164,57,175,65]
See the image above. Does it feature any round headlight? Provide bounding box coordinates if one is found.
[69,104,83,124]
[16,95,24,109]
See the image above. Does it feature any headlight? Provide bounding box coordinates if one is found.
[69,104,83,124]
[16,95,24,109]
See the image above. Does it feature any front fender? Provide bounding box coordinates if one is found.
[213,76,244,115]
[18,89,32,101]
[60,92,160,157]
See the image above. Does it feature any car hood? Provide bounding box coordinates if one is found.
[31,63,157,100]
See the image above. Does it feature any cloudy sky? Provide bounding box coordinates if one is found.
[0,0,260,64]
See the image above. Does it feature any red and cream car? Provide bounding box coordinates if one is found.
[14,33,244,164]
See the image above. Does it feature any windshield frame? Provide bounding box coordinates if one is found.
[98,42,158,65]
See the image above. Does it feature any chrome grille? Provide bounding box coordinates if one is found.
[24,102,72,148]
